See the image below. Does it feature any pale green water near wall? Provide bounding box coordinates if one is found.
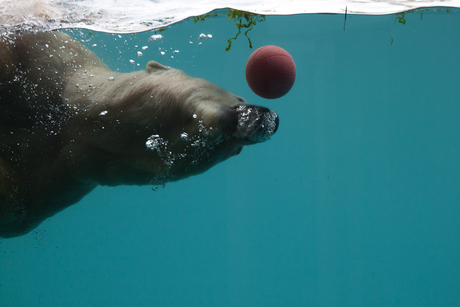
[1,8,459,306]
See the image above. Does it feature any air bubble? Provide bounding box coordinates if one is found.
[180,132,190,141]
[146,134,175,167]
[198,33,212,40]
[148,34,163,41]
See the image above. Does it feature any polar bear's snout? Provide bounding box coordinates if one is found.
[230,105,279,144]
[217,104,279,145]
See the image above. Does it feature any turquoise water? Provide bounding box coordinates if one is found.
[1,8,460,306]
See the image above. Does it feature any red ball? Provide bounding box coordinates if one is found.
[245,45,296,99]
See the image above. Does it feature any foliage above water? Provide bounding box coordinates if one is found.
[224,9,265,51]
[394,7,452,25]
[193,9,265,51]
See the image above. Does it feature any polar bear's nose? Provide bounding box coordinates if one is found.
[231,105,279,144]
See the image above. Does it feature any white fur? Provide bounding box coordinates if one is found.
[0,31,249,237]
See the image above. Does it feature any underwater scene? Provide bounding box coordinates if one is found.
[1,6,460,306]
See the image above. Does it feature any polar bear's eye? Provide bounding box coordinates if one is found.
[236,97,246,103]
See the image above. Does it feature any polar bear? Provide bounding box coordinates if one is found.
[0,31,279,238]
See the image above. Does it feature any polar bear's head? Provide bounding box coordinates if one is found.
[67,61,279,186]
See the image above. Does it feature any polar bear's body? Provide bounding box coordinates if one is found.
[0,31,278,237]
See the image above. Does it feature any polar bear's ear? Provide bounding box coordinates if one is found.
[146,61,169,73]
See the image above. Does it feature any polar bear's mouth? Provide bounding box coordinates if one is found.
[230,105,279,144]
